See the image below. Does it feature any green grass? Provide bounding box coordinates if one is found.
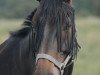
[0,19,23,43]
[0,17,100,75]
[73,17,100,75]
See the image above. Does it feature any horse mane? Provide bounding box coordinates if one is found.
[10,0,80,59]
[10,8,37,38]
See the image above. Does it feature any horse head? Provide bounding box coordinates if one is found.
[31,0,80,75]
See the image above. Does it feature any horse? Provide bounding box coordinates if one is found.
[0,0,80,75]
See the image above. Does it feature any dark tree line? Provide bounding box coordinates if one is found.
[0,0,100,18]
[74,0,100,16]
[0,0,38,18]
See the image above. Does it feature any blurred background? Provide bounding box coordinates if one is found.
[0,0,100,75]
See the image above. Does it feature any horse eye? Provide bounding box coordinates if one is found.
[63,27,69,31]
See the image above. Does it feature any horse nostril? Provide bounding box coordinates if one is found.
[35,59,60,75]
[35,71,53,75]
[47,72,54,75]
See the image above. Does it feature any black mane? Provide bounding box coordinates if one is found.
[10,8,37,38]
[10,0,80,59]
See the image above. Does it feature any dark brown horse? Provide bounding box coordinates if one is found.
[0,0,80,75]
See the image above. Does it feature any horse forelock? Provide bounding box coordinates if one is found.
[32,0,80,58]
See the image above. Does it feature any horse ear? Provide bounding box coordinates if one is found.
[37,0,41,2]
[69,0,72,5]
[64,0,72,5]
[70,0,72,5]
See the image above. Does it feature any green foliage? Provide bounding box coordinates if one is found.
[0,0,38,18]
[0,0,100,18]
